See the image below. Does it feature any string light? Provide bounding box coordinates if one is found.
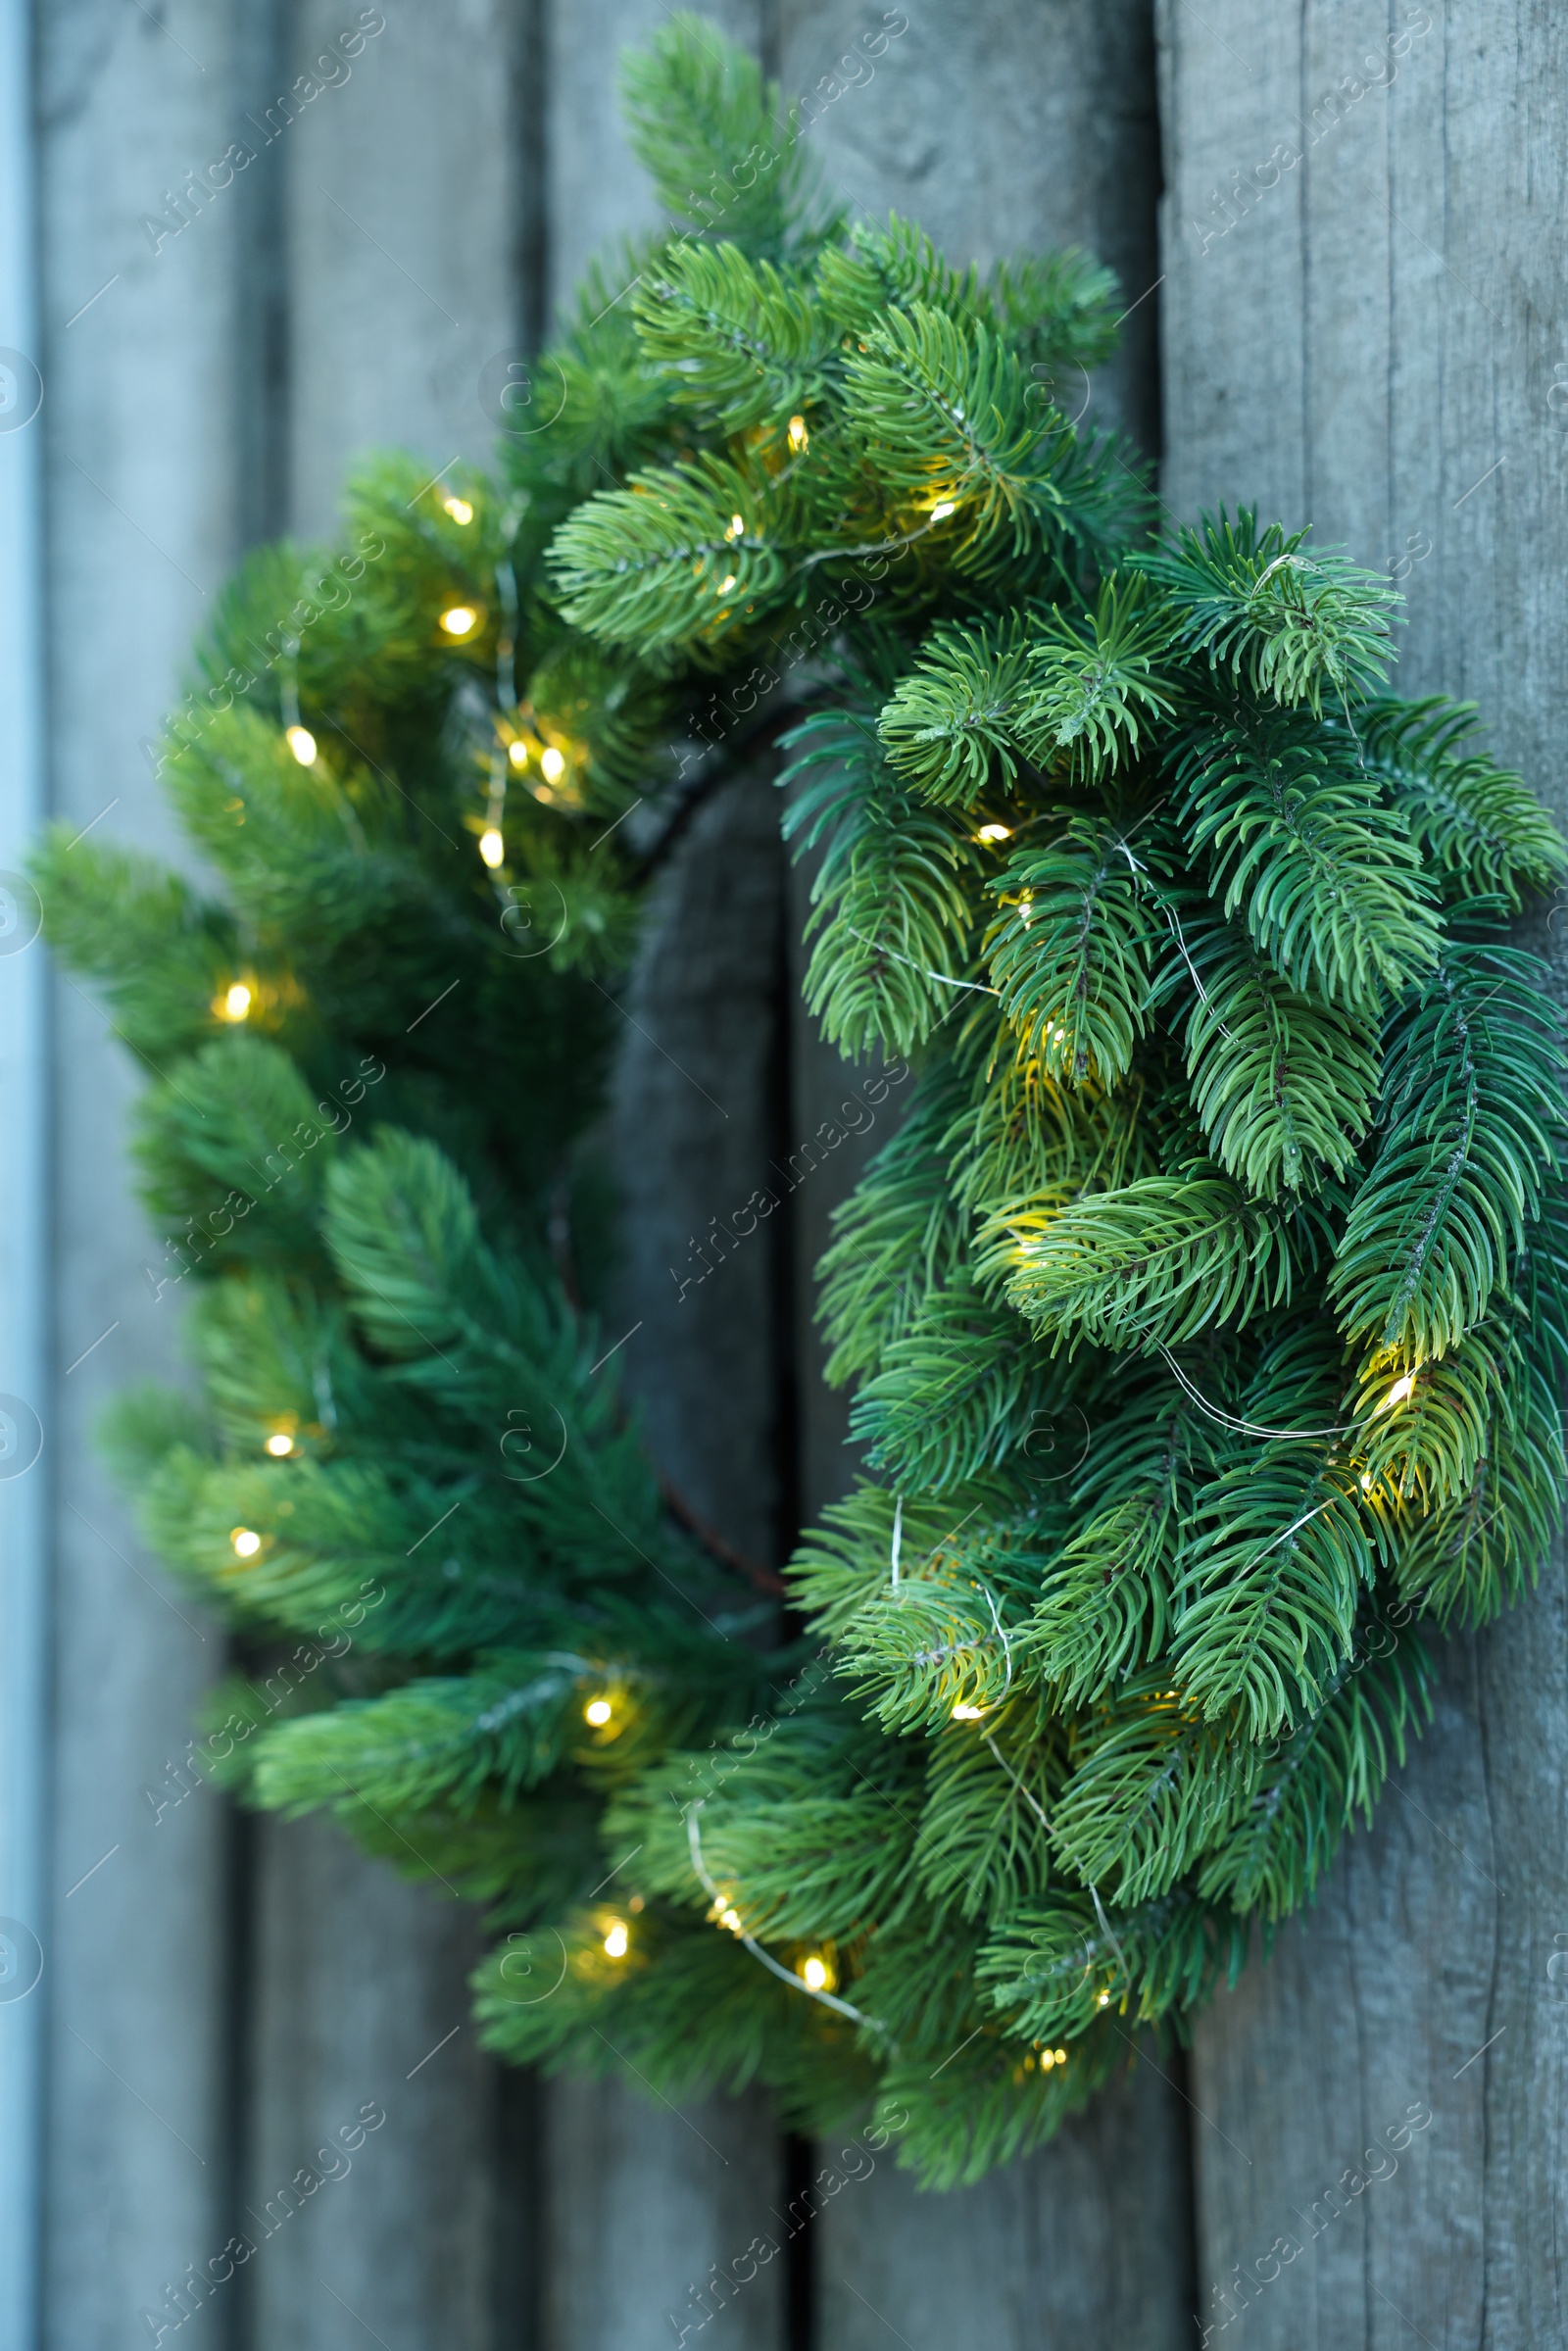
[717,573,737,595]
[285,724,318,766]
[799,1953,834,1992]
[216,982,252,1022]
[508,739,529,768]
[440,605,477,636]
[952,1701,985,1721]
[539,746,565,783]
[231,1528,262,1559]
[929,500,957,520]
[265,1433,295,1458]
[584,1697,612,1727]
[479,827,505,868]
[1387,1373,1416,1406]
[708,1899,744,1935]
[724,514,744,540]
[787,415,808,452]
[443,496,474,524]
[603,1921,629,1958]
[977,823,1010,843]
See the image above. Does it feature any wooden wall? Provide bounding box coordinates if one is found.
[19,0,1563,2346]
[1158,5,1568,2341]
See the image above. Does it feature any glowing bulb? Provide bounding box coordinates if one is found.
[603,1921,629,1958]
[508,739,529,768]
[218,982,252,1022]
[1041,2047,1055,2070]
[800,1954,831,1991]
[285,724,318,766]
[717,574,737,595]
[718,1906,743,1935]
[540,746,565,784]
[1098,1990,1110,2007]
[929,500,957,520]
[440,605,477,636]
[1388,1374,1415,1406]
[1054,2047,1067,2065]
[584,1697,612,1727]
[952,1701,985,1722]
[977,823,1011,844]
[787,415,808,452]
[443,496,474,524]
[479,827,505,868]
[231,1527,262,1559]
[1359,1472,1374,1492]
[265,1433,294,1458]
[725,514,744,540]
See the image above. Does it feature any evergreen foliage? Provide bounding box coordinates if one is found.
[47,14,1568,2190]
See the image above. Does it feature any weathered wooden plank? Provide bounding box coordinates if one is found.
[772,9,1192,2343]
[286,0,522,534]
[35,5,252,2343]
[1159,4,1568,2339]
[235,6,537,2344]
[0,4,52,2341]
[779,0,1160,447]
[814,2055,1192,2349]
[537,13,794,2342]
[239,1817,501,2351]
[546,770,792,2351]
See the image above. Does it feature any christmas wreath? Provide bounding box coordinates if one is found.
[43,15,1568,2189]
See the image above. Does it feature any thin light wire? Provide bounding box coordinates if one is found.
[685,1806,891,2040]
[1157,1347,1359,1441]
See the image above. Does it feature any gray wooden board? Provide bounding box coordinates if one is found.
[773,6,1194,2344]
[234,4,537,2344]
[1158,1,1568,2339]
[811,2052,1192,2350]
[36,4,253,2342]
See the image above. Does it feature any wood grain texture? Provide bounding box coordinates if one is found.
[36,6,252,2342]
[545,2079,787,2351]
[1159,4,1568,2340]
[542,771,791,2351]
[778,0,1161,448]
[288,0,524,534]
[813,2054,1192,2350]
[238,1817,500,2351]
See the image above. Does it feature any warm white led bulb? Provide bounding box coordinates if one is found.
[231,1527,262,1559]
[219,982,253,1022]
[977,823,1010,843]
[603,1921,629,1958]
[440,605,477,636]
[951,1701,984,1722]
[539,746,565,784]
[285,724,318,766]
[787,415,808,452]
[508,739,529,768]
[929,500,957,520]
[584,1697,612,1727]
[443,496,474,524]
[479,827,505,868]
[265,1432,294,1458]
[801,1955,830,1991]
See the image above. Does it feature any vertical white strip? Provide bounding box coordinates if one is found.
[0,0,49,2343]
